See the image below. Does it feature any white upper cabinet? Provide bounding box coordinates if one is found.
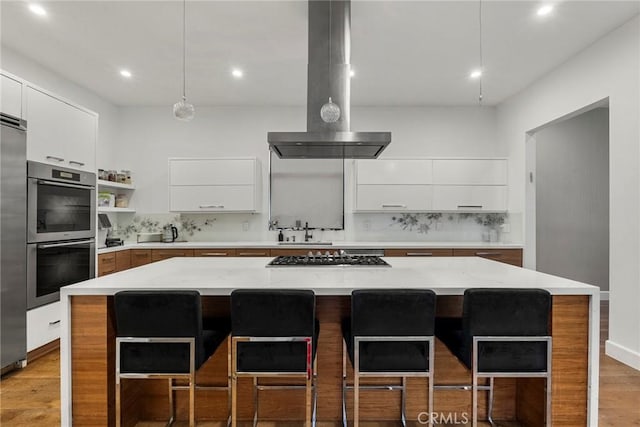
[170,158,256,186]
[357,159,432,184]
[169,158,260,213]
[354,158,508,213]
[432,186,507,211]
[1,73,23,119]
[25,86,97,172]
[354,159,433,212]
[356,184,433,212]
[433,159,507,185]
[432,159,508,212]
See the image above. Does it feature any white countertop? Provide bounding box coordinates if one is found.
[65,256,595,296]
[97,241,523,254]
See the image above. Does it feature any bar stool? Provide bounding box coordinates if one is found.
[229,289,319,427]
[435,288,552,427]
[341,289,437,427]
[114,290,230,427]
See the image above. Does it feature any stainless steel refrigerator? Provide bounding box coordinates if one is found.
[1,113,27,371]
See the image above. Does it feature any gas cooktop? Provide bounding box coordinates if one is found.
[267,252,391,267]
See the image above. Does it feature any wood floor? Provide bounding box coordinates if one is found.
[1,302,639,426]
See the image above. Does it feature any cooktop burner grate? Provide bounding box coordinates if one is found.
[266,254,391,267]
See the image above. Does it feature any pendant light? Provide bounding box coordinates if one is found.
[320,0,340,123]
[173,0,195,121]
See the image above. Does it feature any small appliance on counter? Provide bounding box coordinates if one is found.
[105,237,124,247]
[98,213,112,247]
[162,225,178,243]
[137,233,162,243]
[98,214,123,247]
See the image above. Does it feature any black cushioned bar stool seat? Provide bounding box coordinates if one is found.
[434,288,552,427]
[114,290,230,427]
[230,289,319,427]
[341,289,437,427]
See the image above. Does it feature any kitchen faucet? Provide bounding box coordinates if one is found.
[304,222,313,242]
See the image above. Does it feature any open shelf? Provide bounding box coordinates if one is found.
[97,180,135,190]
[98,207,135,213]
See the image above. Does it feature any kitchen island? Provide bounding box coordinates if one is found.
[60,256,599,426]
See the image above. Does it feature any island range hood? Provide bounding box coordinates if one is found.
[268,0,391,159]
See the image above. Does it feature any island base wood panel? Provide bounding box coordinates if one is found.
[69,295,590,426]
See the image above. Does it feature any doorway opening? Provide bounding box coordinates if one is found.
[525,99,610,295]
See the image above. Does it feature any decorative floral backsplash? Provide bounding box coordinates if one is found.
[116,215,217,239]
[109,211,518,244]
[390,213,507,234]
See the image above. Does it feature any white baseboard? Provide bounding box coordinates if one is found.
[600,291,609,301]
[605,340,640,370]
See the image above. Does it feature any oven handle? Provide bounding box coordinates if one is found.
[37,179,95,190]
[38,239,95,249]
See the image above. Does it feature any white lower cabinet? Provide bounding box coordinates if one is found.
[170,185,257,212]
[27,301,61,352]
[355,185,432,212]
[432,185,507,211]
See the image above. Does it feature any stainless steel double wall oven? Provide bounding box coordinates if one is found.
[27,161,96,308]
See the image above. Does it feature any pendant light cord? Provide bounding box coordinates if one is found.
[182,0,187,100]
[478,0,483,105]
[328,0,332,102]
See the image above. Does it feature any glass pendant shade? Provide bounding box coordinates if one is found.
[320,97,340,123]
[173,97,195,121]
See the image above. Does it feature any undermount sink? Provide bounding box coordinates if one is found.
[277,242,333,246]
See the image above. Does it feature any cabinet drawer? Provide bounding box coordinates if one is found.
[236,249,271,257]
[432,186,506,211]
[27,301,61,352]
[385,248,453,257]
[453,248,523,267]
[355,185,432,212]
[193,249,237,257]
[170,185,256,212]
[433,159,507,185]
[130,249,153,267]
[169,158,256,185]
[115,250,131,272]
[151,249,194,262]
[357,159,432,184]
[98,253,116,276]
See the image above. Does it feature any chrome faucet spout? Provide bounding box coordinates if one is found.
[304,222,313,242]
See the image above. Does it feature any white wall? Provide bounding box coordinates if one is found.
[113,105,501,235]
[535,108,609,291]
[497,16,640,369]
[0,46,120,168]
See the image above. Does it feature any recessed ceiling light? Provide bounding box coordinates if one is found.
[231,69,244,79]
[537,4,554,16]
[119,69,132,78]
[28,3,47,16]
[469,69,482,79]
[350,69,355,78]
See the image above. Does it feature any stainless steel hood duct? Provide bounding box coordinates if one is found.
[268,0,391,159]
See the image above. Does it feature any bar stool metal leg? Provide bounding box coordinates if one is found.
[227,339,232,427]
[342,340,348,427]
[354,345,360,427]
[115,377,122,427]
[401,377,407,427]
[313,356,318,427]
[168,379,176,426]
[253,377,259,427]
[487,377,496,427]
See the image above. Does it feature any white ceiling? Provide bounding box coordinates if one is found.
[1,1,638,107]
